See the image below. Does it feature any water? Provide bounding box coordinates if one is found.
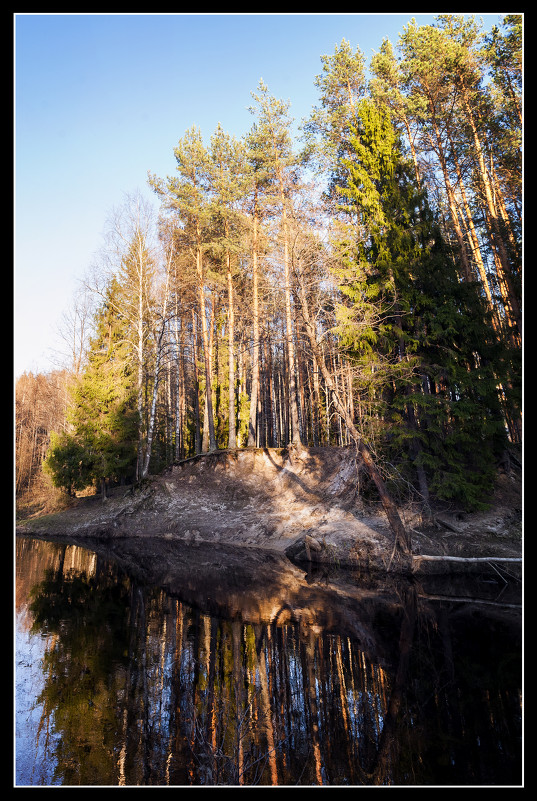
[15,534,522,787]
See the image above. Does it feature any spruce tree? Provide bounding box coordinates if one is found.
[335,98,508,512]
[43,431,90,498]
[44,279,138,498]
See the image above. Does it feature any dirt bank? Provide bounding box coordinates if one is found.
[16,446,522,575]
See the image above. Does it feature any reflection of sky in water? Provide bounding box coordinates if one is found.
[16,609,61,786]
[15,540,97,786]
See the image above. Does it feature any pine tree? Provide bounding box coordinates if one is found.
[208,123,249,449]
[302,38,367,198]
[249,81,303,448]
[150,127,218,452]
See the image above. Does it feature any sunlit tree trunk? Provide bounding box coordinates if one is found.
[422,94,473,283]
[141,245,172,478]
[248,197,260,447]
[458,77,521,335]
[280,202,302,448]
[226,247,237,449]
[197,236,217,453]
[191,310,202,455]
[249,82,303,449]
[446,131,499,322]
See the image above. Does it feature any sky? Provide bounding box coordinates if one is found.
[14,12,505,378]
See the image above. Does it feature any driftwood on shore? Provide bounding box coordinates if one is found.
[412,555,521,563]
[411,554,522,576]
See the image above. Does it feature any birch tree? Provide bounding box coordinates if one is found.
[98,191,158,479]
[140,233,175,478]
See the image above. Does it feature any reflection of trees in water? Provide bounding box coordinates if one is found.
[31,565,395,785]
[28,548,133,785]
[113,587,521,786]
[23,541,521,786]
[147,603,395,786]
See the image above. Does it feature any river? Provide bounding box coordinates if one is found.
[15,534,522,787]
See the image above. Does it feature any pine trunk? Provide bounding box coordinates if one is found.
[460,82,521,335]
[226,245,237,449]
[248,201,260,447]
[197,241,217,452]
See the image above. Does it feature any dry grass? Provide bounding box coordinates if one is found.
[16,471,78,521]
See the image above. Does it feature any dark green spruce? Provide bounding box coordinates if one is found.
[333,98,509,512]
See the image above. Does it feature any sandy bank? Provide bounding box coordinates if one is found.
[16,446,522,575]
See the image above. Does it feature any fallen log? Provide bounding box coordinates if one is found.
[412,554,521,566]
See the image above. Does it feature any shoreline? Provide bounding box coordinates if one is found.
[16,446,522,577]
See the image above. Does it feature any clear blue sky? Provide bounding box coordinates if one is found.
[14,12,503,377]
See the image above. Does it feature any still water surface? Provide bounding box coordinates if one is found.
[15,534,522,786]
